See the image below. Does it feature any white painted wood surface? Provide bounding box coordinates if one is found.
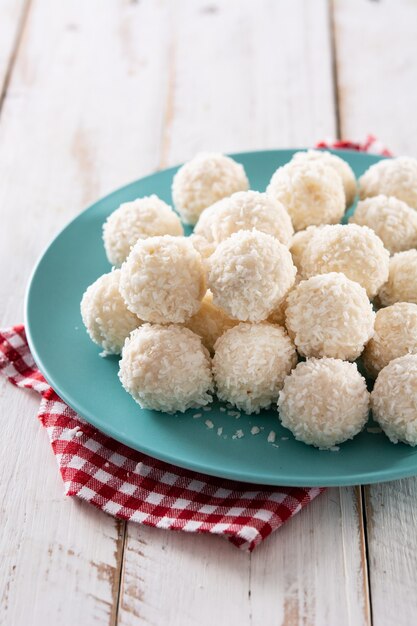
[0,1,415,625]
[0,0,27,94]
[333,2,417,625]
[332,0,417,155]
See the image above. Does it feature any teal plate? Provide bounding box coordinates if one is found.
[25,149,417,487]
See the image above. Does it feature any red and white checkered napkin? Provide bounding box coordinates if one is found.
[0,138,387,550]
[0,326,323,551]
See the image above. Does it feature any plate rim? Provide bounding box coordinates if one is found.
[25,147,414,488]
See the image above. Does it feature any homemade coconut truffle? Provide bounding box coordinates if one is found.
[172,153,249,225]
[363,303,417,378]
[285,273,375,360]
[302,223,389,299]
[119,324,213,413]
[278,358,369,449]
[350,195,417,254]
[184,290,238,354]
[120,235,206,323]
[194,191,293,247]
[292,149,357,207]
[289,226,321,278]
[266,160,345,231]
[189,233,216,259]
[213,322,297,414]
[371,354,417,445]
[80,270,142,355]
[378,250,417,306]
[207,229,297,322]
[359,156,417,210]
[103,195,183,266]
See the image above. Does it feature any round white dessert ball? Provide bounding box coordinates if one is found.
[266,159,345,231]
[207,229,297,322]
[184,290,238,354]
[285,272,375,360]
[378,250,417,306]
[289,225,321,278]
[120,235,206,323]
[188,233,216,259]
[292,149,357,207]
[119,324,213,413]
[301,223,389,299]
[172,152,249,225]
[350,195,417,254]
[278,358,369,449]
[103,195,183,267]
[363,303,417,378]
[371,354,417,445]
[80,269,142,355]
[359,156,417,209]
[213,322,297,414]
[194,190,293,247]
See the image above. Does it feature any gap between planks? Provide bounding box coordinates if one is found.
[0,0,32,114]
[112,521,128,626]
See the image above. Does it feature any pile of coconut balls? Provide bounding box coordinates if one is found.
[81,151,417,450]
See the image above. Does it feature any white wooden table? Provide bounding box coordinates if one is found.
[1,1,417,624]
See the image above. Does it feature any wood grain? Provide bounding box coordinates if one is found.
[0,0,171,624]
[333,2,417,625]
[116,2,370,624]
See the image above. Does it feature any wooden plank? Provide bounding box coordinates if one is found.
[333,2,417,624]
[118,525,251,625]
[332,0,417,155]
[0,0,172,624]
[364,481,417,626]
[117,2,370,624]
[162,0,337,167]
[0,0,28,97]
[250,488,370,626]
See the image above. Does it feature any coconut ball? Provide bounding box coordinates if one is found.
[119,324,213,413]
[359,156,417,210]
[172,152,249,225]
[80,270,142,355]
[285,273,375,360]
[266,160,345,231]
[278,358,369,449]
[302,223,389,299]
[289,226,321,278]
[194,190,293,247]
[378,250,417,306]
[189,233,216,259]
[184,290,238,354]
[350,195,417,254]
[363,303,417,378]
[213,322,297,414]
[103,195,183,266]
[120,235,205,323]
[207,229,296,322]
[371,354,417,445]
[292,149,357,207]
